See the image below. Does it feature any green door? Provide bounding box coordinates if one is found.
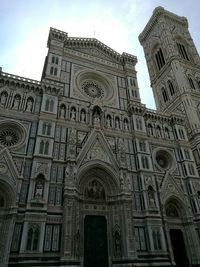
[84,215,109,267]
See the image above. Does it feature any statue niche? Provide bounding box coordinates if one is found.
[84,179,106,200]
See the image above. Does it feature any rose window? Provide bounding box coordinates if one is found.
[0,121,26,148]
[81,81,104,98]
[0,128,19,146]
[155,149,173,170]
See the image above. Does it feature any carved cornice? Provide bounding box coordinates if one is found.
[64,37,137,65]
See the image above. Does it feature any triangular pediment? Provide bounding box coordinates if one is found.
[77,129,118,171]
[0,148,19,188]
[160,172,185,204]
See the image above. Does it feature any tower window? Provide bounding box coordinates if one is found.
[51,56,55,64]
[188,77,195,89]
[196,79,200,89]
[155,48,165,70]
[177,42,189,61]
[162,87,168,102]
[168,80,175,96]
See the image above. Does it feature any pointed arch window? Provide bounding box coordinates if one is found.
[177,42,189,61]
[155,48,165,70]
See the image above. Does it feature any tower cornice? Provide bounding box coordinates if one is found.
[139,6,188,44]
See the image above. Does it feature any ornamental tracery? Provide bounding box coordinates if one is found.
[0,121,26,148]
[81,80,104,99]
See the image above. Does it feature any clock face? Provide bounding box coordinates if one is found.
[0,163,8,174]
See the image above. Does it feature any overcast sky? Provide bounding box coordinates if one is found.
[0,0,200,109]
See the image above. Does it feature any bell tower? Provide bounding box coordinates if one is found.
[139,7,200,135]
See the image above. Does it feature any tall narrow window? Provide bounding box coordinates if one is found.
[51,56,55,64]
[168,80,175,96]
[188,77,195,89]
[177,42,189,61]
[45,99,50,111]
[43,224,61,252]
[26,226,40,251]
[155,48,165,70]
[11,223,23,252]
[54,68,57,76]
[55,57,59,64]
[42,122,47,135]
[50,100,54,112]
[50,66,54,75]
[47,124,51,135]
[152,229,162,250]
[196,79,200,89]
[135,227,148,251]
[39,141,44,154]
[44,141,49,155]
[162,87,168,102]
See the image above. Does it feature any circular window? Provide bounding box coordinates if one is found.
[0,121,26,148]
[75,70,114,102]
[81,80,104,99]
[155,149,174,170]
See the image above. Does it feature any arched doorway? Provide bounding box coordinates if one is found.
[165,200,190,267]
[77,165,122,266]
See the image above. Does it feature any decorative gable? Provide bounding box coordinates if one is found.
[77,129,118,171]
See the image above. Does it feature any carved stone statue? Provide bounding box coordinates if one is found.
[114,231,121,257]
[60,106,66,118]
[34,180,44,199]
[115,118,120,129]
[124,120,129,130]
[0,93,7,106]
[71,108,76,121]
[80,110,86,122]
[13,96,20,110]
[26,99,33,112]
[148,186,156,208]
[93,111,100,125]
[107,116,112,128]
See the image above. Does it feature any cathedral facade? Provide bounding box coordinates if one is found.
[0,6,200,267]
